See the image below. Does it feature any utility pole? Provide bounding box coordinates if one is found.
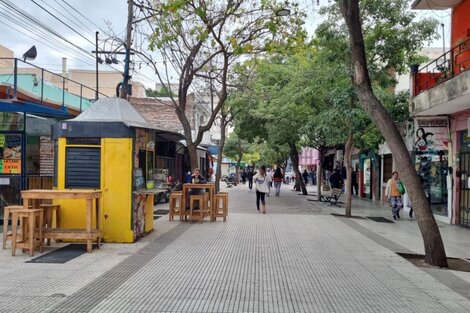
[95,31,99,100]
[120,0,134,99]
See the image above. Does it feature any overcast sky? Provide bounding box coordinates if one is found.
[0,0,451,89]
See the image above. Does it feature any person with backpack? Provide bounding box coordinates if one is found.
[385,171,405,220]
[273,167,284,197]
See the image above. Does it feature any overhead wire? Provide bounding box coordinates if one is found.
[61,0,113,37]
[0,0,94,57]
[0,0,125,75]
[2,0,168,87]
[52,0,96,36]
[29,0,96,46]
[0,8,98,67]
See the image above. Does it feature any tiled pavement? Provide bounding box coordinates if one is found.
[1,183,470,312]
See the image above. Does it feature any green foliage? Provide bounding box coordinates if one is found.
[145,87,175,97]
[306,0,438,151]
[228,0,437,157]
[320,0,439,76]
[223,132,251,164]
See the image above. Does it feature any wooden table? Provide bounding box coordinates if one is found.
[181,183,215,222]
[21,189,102,253]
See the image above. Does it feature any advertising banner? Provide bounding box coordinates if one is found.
[0,134,22,174]
[414,117,449,152]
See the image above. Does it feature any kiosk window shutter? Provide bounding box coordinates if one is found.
[65,147,100,188]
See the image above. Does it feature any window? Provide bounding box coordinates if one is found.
[65,147,100,188]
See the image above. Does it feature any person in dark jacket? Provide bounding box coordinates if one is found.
[187,168,207,210]
[329,169,343,189]
[351,169,359,196]
[302,170,309,185]
[247,168,254,190]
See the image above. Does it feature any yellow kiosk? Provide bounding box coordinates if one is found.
[52,98,157,242]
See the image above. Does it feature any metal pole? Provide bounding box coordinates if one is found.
[95,31,99,100]
[13,58,18,99]
[441,23,445,55]
[121,0,133,99]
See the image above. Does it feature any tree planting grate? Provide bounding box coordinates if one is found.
[330,213,366,219]
[366,216,394,223]
[397,253,470,272]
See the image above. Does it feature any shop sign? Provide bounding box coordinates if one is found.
[414,117,449,152]
[0,159,21,174]
[39,136,54,176]
[0,134,22,174]
[460,131,470,152]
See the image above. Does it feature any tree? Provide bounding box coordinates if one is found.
[338,0,447,267]
[144,0,304,171]
[233,53,314,195]
[312,0,436,215]
[224,132,250,185]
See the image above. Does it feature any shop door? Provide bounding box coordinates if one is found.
[1,133,24,215]
[460,152,470,227]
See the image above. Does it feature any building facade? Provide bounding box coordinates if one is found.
[411,0,470,225]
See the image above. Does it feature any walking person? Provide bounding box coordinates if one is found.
[273,167,284,197]
[302,169,309,185]
[247,169,254,190]
[267,168,273,197]
[253,165,271,214]
[351,168,359,196]
[385,171,404,220]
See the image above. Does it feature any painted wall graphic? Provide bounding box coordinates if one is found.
[363,158,371,197]
[414,117,449,152]
[0,134,22,174]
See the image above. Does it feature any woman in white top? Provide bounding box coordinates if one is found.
[252,165,271,214]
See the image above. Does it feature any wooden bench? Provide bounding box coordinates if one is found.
[320,188,343,206]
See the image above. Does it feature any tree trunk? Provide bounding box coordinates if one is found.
[316,147,326,201]
[289,143,307,195]
[187,142,199,171]
[344,132,353,217]
[340,0,447,267]
[234,164,240,186]
[215,117,228,192]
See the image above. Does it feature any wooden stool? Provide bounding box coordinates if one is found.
[2,205,23,249]
[40,204,61,246]
[213,193,228,222]
[11,209,44,257]
[169,192,183,221]
[189,194,207,223]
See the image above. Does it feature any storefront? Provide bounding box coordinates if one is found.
[452,110,470,226]
[457,130,470,226]
[413,117,449,218]
[358,152,380,201]
[0,112,58,217]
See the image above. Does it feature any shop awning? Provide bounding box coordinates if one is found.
[155,130,185,142]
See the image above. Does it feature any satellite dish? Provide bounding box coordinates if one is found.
[22,46,37,62]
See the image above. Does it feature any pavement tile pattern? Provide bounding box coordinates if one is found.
[1,184,470,312]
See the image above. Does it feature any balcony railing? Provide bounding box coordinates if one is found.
[0,58,108,115]
[412,37,470,97]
